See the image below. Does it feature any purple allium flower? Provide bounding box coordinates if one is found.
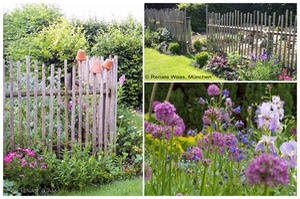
[144,165,152,180]
[202,108,222,125]
[246,153,289,187]
[207,84,220,96]
[152,101,161,110]
[172,114,185,136]
[154,101,176,125]
[118,75,125,86]
[222,89,230,97]
[182,147,203,161]
[202,158,212,166]
[144,121,150,133]
[198,97,205,105]
[150,124,164,139]
[255,135,277,154]
[198,131,224,152]
[280,140,297,167]
[224,133,238,148]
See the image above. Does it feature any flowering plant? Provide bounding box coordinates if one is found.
[145,83,297,196]
[3,148,51,195]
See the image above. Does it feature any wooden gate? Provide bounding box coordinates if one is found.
[3,56,118,155]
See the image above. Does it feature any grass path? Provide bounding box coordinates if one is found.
[53,177,142,196]
[144,48,222,81]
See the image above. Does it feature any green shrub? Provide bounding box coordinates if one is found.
[193,39,202,51]
[3,180,21,196]
[91,17,142,108]
[144,28,160,47]
[195,52,209,67]
[167,42,180,54]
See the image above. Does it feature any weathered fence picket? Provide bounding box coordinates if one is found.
[3,56,118,155]
[145,8,192,52]
[207,9,297,75]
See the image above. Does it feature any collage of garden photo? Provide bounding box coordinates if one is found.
[0,1,298,198]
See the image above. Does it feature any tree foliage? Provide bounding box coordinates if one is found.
[3,3,63,58]
[91,17,143,108]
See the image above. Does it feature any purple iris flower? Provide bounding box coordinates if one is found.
[255,135,276,154]
[280,140,297,167]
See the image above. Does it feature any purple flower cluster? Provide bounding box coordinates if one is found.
[146,101,186,139]
[246,153,289,187]
[154,101,176,125]
[144,165,152,180]
[182,147,203,161]
[4,148,47,169]
[207,84,220,96]
[256,96,284,133]
[198,131,224,152]
[202,108,222,125]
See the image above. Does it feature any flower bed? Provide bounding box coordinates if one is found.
[144,83,297,196]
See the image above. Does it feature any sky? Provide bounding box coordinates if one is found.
[2,0,144,21]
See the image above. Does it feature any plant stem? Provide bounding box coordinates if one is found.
[168,126,174,195]
[200,166,208,195]
[264,185,269,196]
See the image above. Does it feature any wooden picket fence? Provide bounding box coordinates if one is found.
[145,8,192,52]
[207,10,297,75]
[3,56,118,155]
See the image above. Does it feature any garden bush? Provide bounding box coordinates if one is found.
[144,28,160,47]
[91,17,142,108]
[195,52,209,68]
[167,42,180,54]
[145,84,297,196]
[193,39,202,51]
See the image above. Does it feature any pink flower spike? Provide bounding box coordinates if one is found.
[284,75,291,81]
[4,155,13,163]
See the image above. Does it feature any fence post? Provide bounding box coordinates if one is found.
[186,17,192,53]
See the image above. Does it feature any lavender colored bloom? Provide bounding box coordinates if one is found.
[198,97,206,105]
[187,129,197,136]
[154,101,176,125]
[255,135,277,154]
[232,106,241,114]
[40,164,47,169]
[249,53,256,61]
[207,84,220,96]
[202,108,222,125]
[118,75,125,86]
[246,153,289,187]
[235,120,244,128]
[198,131,224,152]
[280,140,297,167]
[169,114,185,136]
[260,54,268,61]
[224,133,238,148]
[274,58,279,64]
[152,101,161,110]
[224,98,233,107]
[256,100,284,133]
[182,147,203,161]
[176,193,183,196]
[222,89,230,97]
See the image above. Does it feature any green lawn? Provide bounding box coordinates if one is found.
[53,177,142,196]
[144,48,222,81]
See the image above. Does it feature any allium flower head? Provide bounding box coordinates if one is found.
[198,131,224,151]
[152,101,161,110]
[246,153,289,187]
[207,84,220,96]
[172,114,185,136]
[280,140,297,167]
[202,108,222,125]
[154,101,176,125]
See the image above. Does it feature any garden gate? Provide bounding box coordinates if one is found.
[145,8,192,52]
[3,56,118,155]
[207,9,297,75]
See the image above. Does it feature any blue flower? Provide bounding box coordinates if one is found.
[198,97,205,105]
[233,106,241,114]
[222,89,230,97]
